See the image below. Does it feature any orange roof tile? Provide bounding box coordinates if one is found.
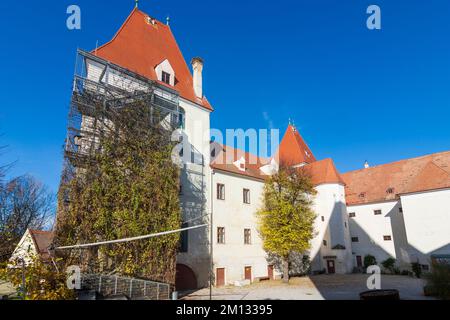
[304,158,345,186]
[210,144,269,181]
[277,125,316,166]
[210,143,344,186]
[94,8,212,111]
[342,151,450,205]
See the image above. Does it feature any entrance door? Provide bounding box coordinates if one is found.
[356,256,363,268]
[268,265,274,280]
[244,266,252,281]
[327,260,335,274]
[216,268,225,287]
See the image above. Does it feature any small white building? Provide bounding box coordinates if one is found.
[10,229,54,266]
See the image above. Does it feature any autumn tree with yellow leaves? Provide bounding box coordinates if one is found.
[257,165,317,283]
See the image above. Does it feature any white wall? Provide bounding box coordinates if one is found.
[347,200,401,267]
[175,98,212,288]
[9,230,38,266]
[311,184,353,274]
[400,188,450,266]
[211,170,274,285]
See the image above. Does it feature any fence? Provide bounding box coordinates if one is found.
[80,274,170,300]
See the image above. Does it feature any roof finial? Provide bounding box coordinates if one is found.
[135,0,139,8]
[166,16,170,26]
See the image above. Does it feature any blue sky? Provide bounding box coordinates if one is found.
[0,0,449,194]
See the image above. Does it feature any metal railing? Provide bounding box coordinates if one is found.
[80,274,170,300]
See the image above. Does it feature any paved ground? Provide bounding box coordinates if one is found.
[182,274,434,300]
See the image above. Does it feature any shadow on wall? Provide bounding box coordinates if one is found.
[176,140,211,290]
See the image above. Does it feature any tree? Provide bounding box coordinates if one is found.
[381,257,396,274]
[364,254,377,269]
[257,165,317,283]
[0,175,54,262]
[55,101,182,285]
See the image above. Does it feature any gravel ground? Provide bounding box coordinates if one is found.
[181,274,434,300]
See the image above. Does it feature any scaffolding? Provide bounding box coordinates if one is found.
[64,49,184,166]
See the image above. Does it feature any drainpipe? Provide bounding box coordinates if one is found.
[209,169,215,300]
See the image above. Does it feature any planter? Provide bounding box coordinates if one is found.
[359,289,400,300]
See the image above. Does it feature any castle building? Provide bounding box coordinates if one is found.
[63,8,450,290]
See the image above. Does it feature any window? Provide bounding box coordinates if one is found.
[217,227,225,244]
[179,223,189,253]
[421,264,429,271]
[161,71,171,85]
[399,207,403,213]
[217,184,225,200]
[349,212,356,218]
[383,235,392,241]
[323,240,327,246]
[244,229,251,244]
[386,187,394,194]
[374,209,382,215]
[243,189,250,204]
[351,237,359,242]
[321,216,325,222]
[344,222,347,228]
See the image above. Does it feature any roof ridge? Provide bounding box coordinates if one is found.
[343,150,450,175]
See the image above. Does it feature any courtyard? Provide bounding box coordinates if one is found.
[181,274,434,300]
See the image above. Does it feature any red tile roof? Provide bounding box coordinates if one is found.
[94,8,213,111]
[29,229,54,261]
[210,128,344,186]
[306,158,345,186]
[342,151,450,205]
[210,144,269,181]
[277,125,316,166]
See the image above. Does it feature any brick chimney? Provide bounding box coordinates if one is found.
[191,57,204,98]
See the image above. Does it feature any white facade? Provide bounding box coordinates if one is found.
[400,189,450,267]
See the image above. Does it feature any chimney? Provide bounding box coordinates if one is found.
[364,161,370,169]
[191,57,204,98]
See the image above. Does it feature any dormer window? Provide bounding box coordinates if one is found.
[162,71,171,85]
[155,59,175,86]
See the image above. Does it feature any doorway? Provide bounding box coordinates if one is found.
[327,260,336,274]
[244,266,252,282]
[356,256,363,268]
[268,265,274,280]
[216,268,225,287]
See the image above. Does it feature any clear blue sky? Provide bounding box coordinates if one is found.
[0,0,449,194]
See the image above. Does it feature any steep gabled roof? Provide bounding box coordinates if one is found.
[94,8,212,111]
[276,125,316,166]
[342,151,450,205]
[29,229,54,261]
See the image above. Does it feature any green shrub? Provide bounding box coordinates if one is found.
[411,262,422,278]
[364,255,377,268]
[426,262,450,300]
[381,257,396,273]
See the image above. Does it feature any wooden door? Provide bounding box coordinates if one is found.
[268,265,274,280]
[216,268,225,287]
[244,266,252,281]
[327,260,335,274]
[356,256,363,268]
